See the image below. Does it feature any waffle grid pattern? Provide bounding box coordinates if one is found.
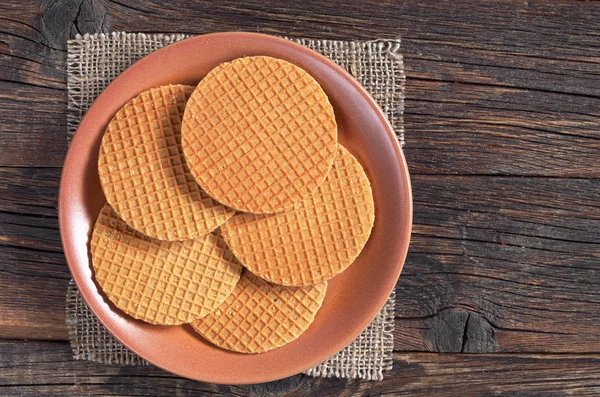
[192,271,327,353]
[222,146,374,286]
[91,205,242,325]
[67,33,404,380]
[98,84,234,241]
[182,56,338,214]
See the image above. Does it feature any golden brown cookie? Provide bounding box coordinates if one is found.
[221,145,374,286]
[98,84,235,241]
[91,204,242,325]
[191,270,327,353]
[181,56,338,214]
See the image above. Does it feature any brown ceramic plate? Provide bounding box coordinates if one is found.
[59,32,412,384]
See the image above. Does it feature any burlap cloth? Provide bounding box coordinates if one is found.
[66,32,405,381]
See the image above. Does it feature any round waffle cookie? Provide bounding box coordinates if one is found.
[191,270,327,353]
[181,56,338,214]
[91,204,242,325]
[98,84,235,241]
[221,145,374,286]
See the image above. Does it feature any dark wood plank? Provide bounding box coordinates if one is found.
[0,167,68,339]
[0,210,61,252]
[403,79,600,177]
[0,275,69,340]
[396,175,600,353]
[0,0,598,175]
[3,167,600,353]
[2,342,600,396]
[1,1,600,394]
[397,0,600,177]
[0,167,59,216]
[0,82,67,167]
[0,207,69,339]
[0,3,67,167]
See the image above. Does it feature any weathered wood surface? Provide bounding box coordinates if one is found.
[1,0,600,395]
[3,0,600,174]
[2,342,600,396]
[3,169,600,353]
[398,176,600,354]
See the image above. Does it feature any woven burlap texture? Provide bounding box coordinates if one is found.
[66,32,405,381]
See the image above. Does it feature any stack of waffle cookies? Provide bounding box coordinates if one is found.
[92,56,375,354]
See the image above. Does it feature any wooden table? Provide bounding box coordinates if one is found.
[2,0,600,395]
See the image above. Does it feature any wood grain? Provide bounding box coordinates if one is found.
[0,167,60,216]
[3,166,600,353]
[0,0,599,175]
[404,79,600,177]
[0,167,69,339]
[396,176,600,353]
[2,342,600,396]
[0,2,67,167]
[0,208,69,339]
[1,0,600,394]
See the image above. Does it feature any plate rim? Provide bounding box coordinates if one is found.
[59,32,412,384]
